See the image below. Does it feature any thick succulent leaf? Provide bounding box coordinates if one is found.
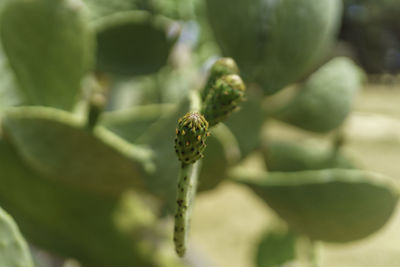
[256,227,297,267]
[152,0,197,20]
[275,57,364,133]
[84,0,196,21]
[263,140,356,172]
[206,0,342,95]
[100,104,174,143]
[2,106,153,195]
[84,0,139,20]
[233,169,399,242]
[198,131,229,192]
[0,206,34,267]
[94,10,178,76]
[0,46,20,111]
[224,93,264,157]
[0,0,94,110]
[0,138,183,267]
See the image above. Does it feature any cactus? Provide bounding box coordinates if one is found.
[263,140,356,172]
[206,0,342,94]
[0,206,34,267]
[201,57,240,101]
[100,104,174,143]
[2,106,153,195]
[232,168,399,242]
[174,112,209,165]
[0,48,19,111]
[0,137,185,267]
[172,62,248,256]
[202,74,246,127]
[274,57,365,133]
[0,0,93,110]
[173,162,201,257]
[0,0,398,266]
[95,10,179,76]
[256,226,296,267]
[173,111,209,256]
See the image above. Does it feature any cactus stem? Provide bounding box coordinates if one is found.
[173,91,207,257]
[173,161,201,257]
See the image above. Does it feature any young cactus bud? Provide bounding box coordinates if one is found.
[174,112,210,165]
[202,57,239,101]
[202,74,246,127]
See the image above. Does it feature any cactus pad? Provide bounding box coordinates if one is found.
[206,0,342,95]
[233,169,399,242]
[0,206,34,267]
[202,74,246,127]
[0,0,93,110]
[95,11,178,76]
[202,57,239,100]
[174,112,209,165]
[274,57,364,133]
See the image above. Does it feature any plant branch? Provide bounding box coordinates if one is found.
[173,161,201,257]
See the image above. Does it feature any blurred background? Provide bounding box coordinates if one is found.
[0,0,400,267]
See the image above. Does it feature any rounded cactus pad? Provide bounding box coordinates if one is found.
[202,57,240,100]
[174,112,210,165]
[202,74,246,127]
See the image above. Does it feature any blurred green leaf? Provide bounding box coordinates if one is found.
[95,10,178,76]
[206,0,342,95]
[0,0,94,110]
[0,138,183,267]
[263,140,356,172]
[233,168,399,242]
[0,206,34,267]
[256,227,296,267]
[2,106,153,195]
[275,57,364,133]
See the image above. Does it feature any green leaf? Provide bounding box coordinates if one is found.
[0,138,183,267]
[256,227,297,267]
[0,0,94,110]
[275,57,364,133]
[233,169,399,242]
[2,106,153,195]
[206,0,342,95]
[95,10,178,76]
[263,140,356,172]
[0,206,34,267]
